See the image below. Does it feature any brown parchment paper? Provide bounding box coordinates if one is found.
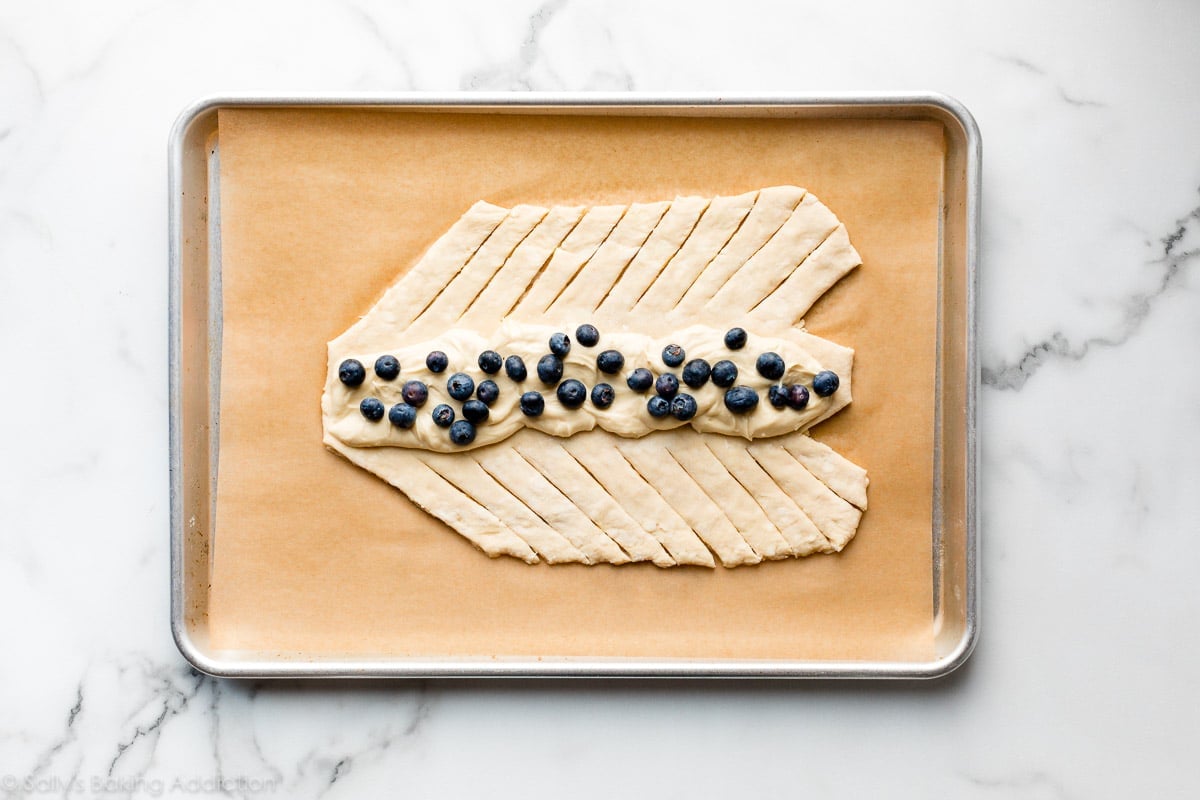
[209,108,943,661]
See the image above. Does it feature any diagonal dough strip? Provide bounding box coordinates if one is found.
[634,190,757,313]
[332,201,508,352]
[512,204,627,317]
[750,224,863,325]
[563,439,715,567]
[703,436,834,554]
[663,436,793,559]
[781,434,870,510]
[418,452,587,563]
[746,442,863,551]
[706,193,840,315]
[322,437,540,563]
[616,437,761,567]
[457,206,587,330]
[405,205,550,341]
[596,196,711,314]
[671,185,804,318]
[549,202,669,315]
[514,436,674,566]
[476,448,631,564]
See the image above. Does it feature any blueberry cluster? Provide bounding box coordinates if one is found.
[339,324,841,444]
[338,351,496,446]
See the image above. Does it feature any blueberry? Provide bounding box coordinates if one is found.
[549,332,571,357]
[575,324,600,347]
[812,370,840,397]
[556,379,587,409]
[425,351,449,373]
[401,380,429,407]
[661,344,685,367]
[596,349,625,374]
[338,359,366,387]
[787,384,811,409]
[449,420,476,445]
[504,355,527,382]
[520,391,545,417]
[682,358,711,388]
[446,372,475,401]
[476,379,499,406]
[756,352,785,380]
[431,404,455,427]
[590,383,615,409]
[671,393,698,421]
[768,385,789,408]
[655,373,679,398]
[462,399,490,424]
[626,368,653,392]
[711,360,738,387]
[388,403,416,429]
[724,327,748,350]
[477,350,502,374]
[359,397,385,421]
[723,386,760,414]
[374,354,400,381]
[646,396,670,418]
[537,354,564,385]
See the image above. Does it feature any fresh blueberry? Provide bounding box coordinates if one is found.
[388,403,416,429]
[462,399,490,424]
[590,383,615,409]
[626,368,653,392]
[711,360,738,387]
[504,355,527,382]
[431,404,455,427]
[537,354,564,385]
[425,351,449,373]
[338,359,366,387]
[671,393,698,421]
[661,344,685,367]
[575,324,600,347]
[520,391,545,417]
[549,332,571,357]
[557,379,587,409]
[812,370,840,397]
[756,352,785,380]
[655,373,679,398]
[446,372,475,401]
[596,349,625,374]
[682,358,711,388]
[401,380,429,407]
[374,354,400,381]
[646,396,671,418]
[477,350,502,374]
[449,420,476,445]
[359,397,385,421]
[476,380,499,406]
[723,386,760,414]
[768,385,789,408]
[787,384,811,409]
[724,327,748,350]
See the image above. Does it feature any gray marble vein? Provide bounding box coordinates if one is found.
[983,190,1200,390]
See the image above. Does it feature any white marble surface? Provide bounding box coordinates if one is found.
[2,0,1198,796]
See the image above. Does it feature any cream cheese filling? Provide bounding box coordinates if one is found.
[327,322,841,454]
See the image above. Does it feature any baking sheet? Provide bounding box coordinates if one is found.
[207,107,944,661]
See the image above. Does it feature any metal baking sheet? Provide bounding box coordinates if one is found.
[168,93,979,678]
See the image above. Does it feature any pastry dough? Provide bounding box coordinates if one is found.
[322,187,869,567]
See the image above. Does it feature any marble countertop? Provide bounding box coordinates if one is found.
[2,1,1198,796]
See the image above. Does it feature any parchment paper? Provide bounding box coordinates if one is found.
[209,108,943,661]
